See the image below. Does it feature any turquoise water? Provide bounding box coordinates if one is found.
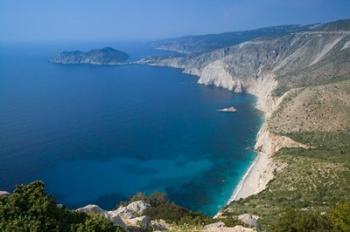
[0,42,262,216]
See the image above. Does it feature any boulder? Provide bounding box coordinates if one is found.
[238,214,260,229]
[0,191,10,197]
[111,200,151,219]
[125,215,150,228]
[150,219,171,231]
[75,201,151,230]
[126,200,150,216]
[107,214,126,228]
[111,206,135,220]
[76,204,106,215]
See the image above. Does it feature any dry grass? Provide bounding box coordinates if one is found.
[270,79,350,133]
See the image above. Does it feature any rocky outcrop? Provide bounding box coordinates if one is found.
[76,204,106,215]
[76,200,151,230]
[150,219,171,231]
[0,191,10,197]
[125,216,150,228]
[113,200,151,219]
[238,214,260,230]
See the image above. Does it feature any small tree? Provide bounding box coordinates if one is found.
[130,192,149,203]
[150,192,168,207]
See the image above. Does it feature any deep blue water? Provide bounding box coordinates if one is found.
[0,42,262,216]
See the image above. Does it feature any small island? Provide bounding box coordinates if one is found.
[50,47,129,65]
[217,106,237,112]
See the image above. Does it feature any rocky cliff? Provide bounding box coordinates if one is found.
[141,22,350,201]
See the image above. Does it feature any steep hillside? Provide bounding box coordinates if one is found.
[269,80,350,133]
[143,31,350,99]
[141,19,350,231]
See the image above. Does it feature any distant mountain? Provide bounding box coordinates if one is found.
[312,18,350,31]
[152,24,313,54]
[50,47,129,65]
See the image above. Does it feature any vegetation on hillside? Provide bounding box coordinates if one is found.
[0,181,124,232]
[222,130,350,231]
[1,176,350,231]
[271,203,350,232]
[120,191,215,226]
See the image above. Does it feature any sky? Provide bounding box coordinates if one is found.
[1,0,350,42]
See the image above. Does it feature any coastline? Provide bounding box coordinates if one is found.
[222,108,309,213]
[214,122,275,217]
[229,151,261,202]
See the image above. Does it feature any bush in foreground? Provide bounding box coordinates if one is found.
[0,181,124,232]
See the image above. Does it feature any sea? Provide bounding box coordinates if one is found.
[0,41,262,216]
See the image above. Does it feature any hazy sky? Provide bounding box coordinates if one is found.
[1,0,350,42]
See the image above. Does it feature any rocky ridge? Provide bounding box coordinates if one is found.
[75,200,256,232]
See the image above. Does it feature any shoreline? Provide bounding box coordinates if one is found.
[215,123,274,218]
[228,151,261,203]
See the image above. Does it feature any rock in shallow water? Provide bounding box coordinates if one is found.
[217,106,237,112]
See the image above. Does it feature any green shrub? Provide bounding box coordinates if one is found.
[271,209,333,232]
[329,202,350,232]
[149,192,168,207]
[126,192,214,226]
[73,214,123,232]
[271,204,350,232]
[0,181,124,232]
[129,192,149,204]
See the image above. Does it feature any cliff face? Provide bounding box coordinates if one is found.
[144,31,350,99]
[142,31,350,113]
